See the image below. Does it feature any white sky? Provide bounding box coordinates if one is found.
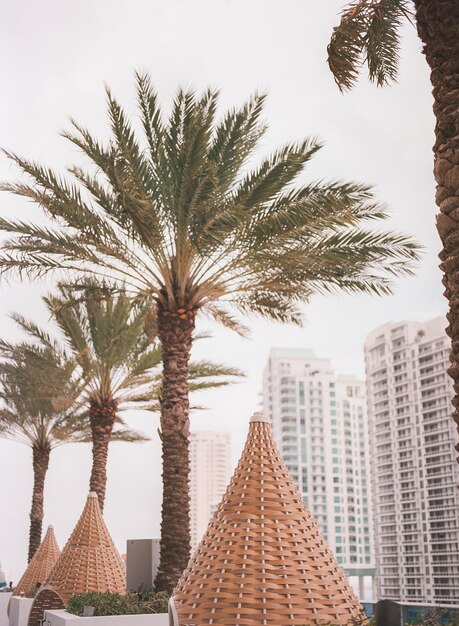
[0,0,445,583]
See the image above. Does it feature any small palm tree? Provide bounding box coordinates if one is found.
[43,285,160,512]
[0,74,420,591]
[0,341,88,561]
[327,0,459,448]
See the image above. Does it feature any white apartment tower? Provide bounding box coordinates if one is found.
[189,431,232,549]
[263,348,374,596]
[365,317,459,606]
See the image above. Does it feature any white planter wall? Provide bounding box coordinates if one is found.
[44,611,169,626]
[8,597,33,626]
[0,593,12,626]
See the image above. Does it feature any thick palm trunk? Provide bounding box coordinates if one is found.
[154,305,195,594]
[89,399,116,512]
[414,1,459,453]
[29,445,50,561]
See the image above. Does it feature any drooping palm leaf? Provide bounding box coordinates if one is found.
[328,0,413,91]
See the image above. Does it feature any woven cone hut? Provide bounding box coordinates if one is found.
[14,526,60,596]
[43,492,125,602]
[171,413,366,626]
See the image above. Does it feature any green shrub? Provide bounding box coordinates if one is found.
[67,592,169,616]
[141,591,169,615]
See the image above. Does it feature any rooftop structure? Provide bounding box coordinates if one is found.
[43,492,125,602]
[14,526,60,596]
[171,413,365,625]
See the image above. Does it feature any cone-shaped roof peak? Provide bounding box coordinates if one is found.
[44,493,125,602]
[249,411,270,423]
[172,418,366,625]
[14,525,60,596]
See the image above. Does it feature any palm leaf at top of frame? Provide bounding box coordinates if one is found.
[170,411,367,626]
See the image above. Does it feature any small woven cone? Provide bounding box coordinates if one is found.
[44,492,125,602]
[14,526,60,596]
[172,413,367,626]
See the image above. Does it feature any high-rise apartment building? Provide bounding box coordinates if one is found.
[365,317,459,606]
[263,348,374,596]
[189,431,232,549]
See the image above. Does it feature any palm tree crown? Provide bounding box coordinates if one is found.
[0,73,418,321]
[45,285,163,415]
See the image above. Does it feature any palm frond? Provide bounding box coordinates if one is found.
[327,0,412,91]
[327,0,413,91]
[110,428,150,443]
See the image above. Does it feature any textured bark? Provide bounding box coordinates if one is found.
[413,0,459,454]
[89,399,117,512]
[154,305,195,594]
[29,445,51,562]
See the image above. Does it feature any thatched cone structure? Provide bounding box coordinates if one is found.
[42,492,125,602]
[170,413,366,626]
[14,525,60,596]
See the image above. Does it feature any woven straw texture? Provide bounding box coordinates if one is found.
[172,418,366,625]
[44,493,125,602]
[14,526,60,596]
[27,589,65,626]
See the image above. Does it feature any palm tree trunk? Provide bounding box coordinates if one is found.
[414,1,459,454]
[89,399,117,512]
[29,445,51,561]
[154,305,195,594]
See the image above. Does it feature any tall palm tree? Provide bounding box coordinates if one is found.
[328,0,459,449]
[0,74,420,591]
[0,341,88,561]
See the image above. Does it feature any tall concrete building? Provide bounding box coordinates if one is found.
[365,317,459,606]
[263,348,374,597]
[189,431,231,549]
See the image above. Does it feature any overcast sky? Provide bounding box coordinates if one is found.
[0,0,445,582]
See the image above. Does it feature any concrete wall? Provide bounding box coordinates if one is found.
[0,593,12,626]
[8,597,33,626]
[44,611,169,626]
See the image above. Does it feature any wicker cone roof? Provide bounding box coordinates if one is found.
[14,525,60,596]
[44,492,125,602]
[172,413,366,626]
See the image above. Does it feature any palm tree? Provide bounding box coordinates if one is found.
[20,285,240,513]
[0,341,88,561]
[327,0,459,449]
[0,74,420,591]
[43,285,160,512]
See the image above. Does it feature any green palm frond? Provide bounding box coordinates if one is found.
[0,72,420,325]
[188,360,243,391]
[0,341,89,450]
[40,284,241,412]
[109,428,149,443]
[328,0,413,91]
